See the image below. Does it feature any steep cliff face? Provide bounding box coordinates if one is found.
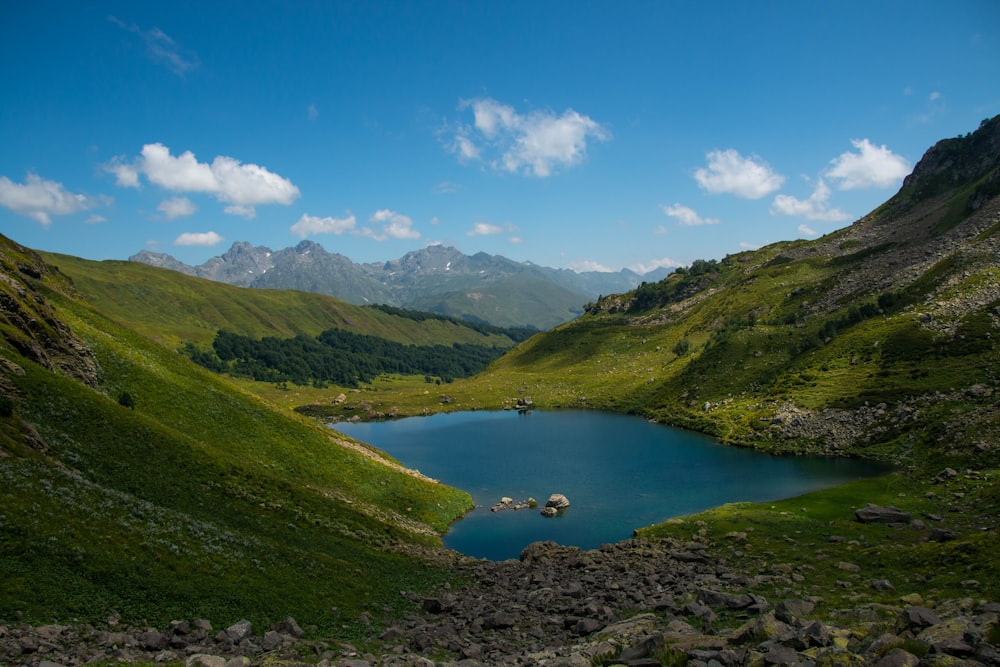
[0,234,100,387]
[897,115,1000,208]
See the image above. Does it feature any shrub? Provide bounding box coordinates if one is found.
[117,391,135,409]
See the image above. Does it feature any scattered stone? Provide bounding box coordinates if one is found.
[855,503,912,524]
[875,648,920,667]
[928,527,958,542]
[902,606,943,630]
[224,619,253,643]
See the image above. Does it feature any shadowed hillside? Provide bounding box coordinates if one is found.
[1,234,473,634]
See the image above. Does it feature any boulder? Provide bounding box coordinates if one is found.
[541,493,570,516]
[875,648,920,667]
[901,606,942,630]
[545,493,570,509]
[855,504,911,524]
[224,619,253,643]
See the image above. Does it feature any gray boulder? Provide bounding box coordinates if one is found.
[855,503,911,523]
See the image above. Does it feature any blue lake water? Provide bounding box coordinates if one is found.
[333,410,888,561]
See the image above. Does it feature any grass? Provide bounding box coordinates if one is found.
[636,466,1000,611]
[42,252,520,350]
[0,258,473,633]
[4,152,1000,640]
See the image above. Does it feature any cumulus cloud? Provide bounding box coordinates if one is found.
[359,209,420,241]
[157,196,197,220]
[798,224,818,236]
[568,259,614,273]
[106,158,141,188]
[174,231,223,247]
[0,173,97,226]
[694,149,785,199]
[107,143,300,217]
[826,139,911,189]
[446,97,609,177]
[771,179,852,222]
[629,257,681,274]
[468,222,505,237]
[290,212,357,237]
[109,16,200,77]
[660,203,719,226]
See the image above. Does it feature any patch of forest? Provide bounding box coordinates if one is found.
[185,328,508,387]
[365,304,538,342]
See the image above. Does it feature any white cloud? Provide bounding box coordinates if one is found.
[660,203,719,226]
[509,236,523,244]
[86,214,107,224]
[223,204,256,218]
[432,181,461,194]
[694,149,785,199]
[0,173,96,226]
[157,196,197,219]
[108,143,300,217]
[358,209,420,241]
[290,212,357,237]
[798,224,818,236]
[447,97,609,178]
[451,135,480,162]
[826,139,911,189]
[307,104,319,120]
[568,259,614,273]
[629,257,681,274]
[771,179,852,222]
[105,158,141,188]
[929,91,941,102]
[109,16,200,77]
[174,231,223,247]
[140,143,216,192]
[468,222,504,236]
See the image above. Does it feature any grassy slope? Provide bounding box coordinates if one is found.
[306,189,1000,604]
[406,273,586,329]
[43,252,518,350]
[1,242,472,632]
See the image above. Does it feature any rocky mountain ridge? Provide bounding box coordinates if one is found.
[131,242,670,329]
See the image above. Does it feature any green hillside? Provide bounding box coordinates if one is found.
[1,235,472,632]
[1,117,998,651]
[305,119,1000,601]
[406,272,587,329]
[42,252,520,350]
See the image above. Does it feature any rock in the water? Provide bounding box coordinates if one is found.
[545,493,570,509]
[541,493,570,516]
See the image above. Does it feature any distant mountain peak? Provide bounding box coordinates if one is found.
[128,242,662,329]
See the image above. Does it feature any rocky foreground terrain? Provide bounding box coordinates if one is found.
[4,529,998,667]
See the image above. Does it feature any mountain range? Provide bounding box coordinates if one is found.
[130,242,671,329]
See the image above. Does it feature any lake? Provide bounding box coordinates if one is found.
[333,409,888,560]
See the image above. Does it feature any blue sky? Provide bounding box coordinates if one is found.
[2,1,998,273]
